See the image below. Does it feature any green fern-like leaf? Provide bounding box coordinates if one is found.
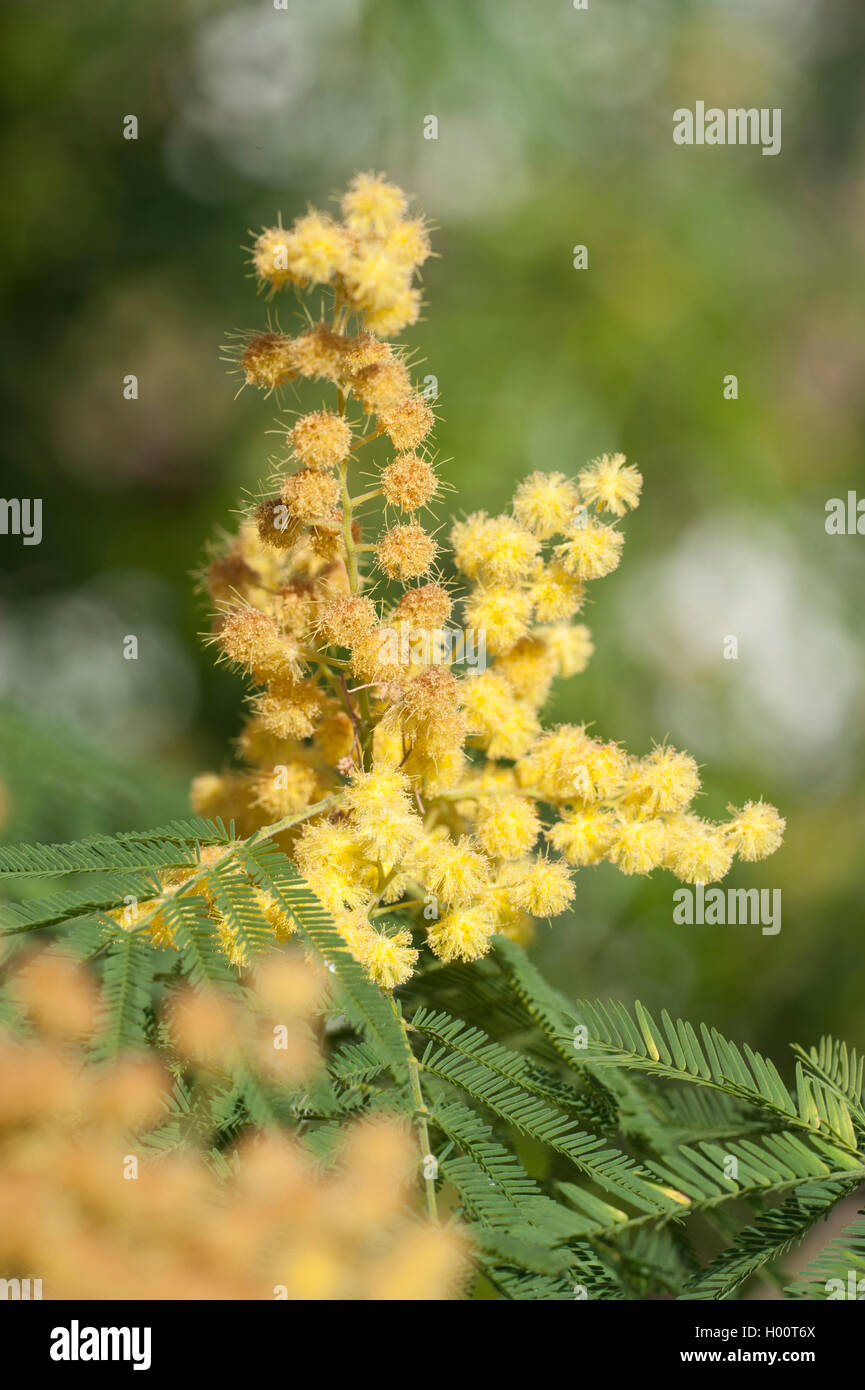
[682,1181,848,1300]
[203,862,274,962]
[113,818,231,846]
[793,1036,865,1120]
[328,1040,388,1088]
[571,998,860,1151]
[785,1208,865,1299]
[433,1097,595,1243]
[413,1008,678,1217]
[240,846,412,1086]
[0,834,197,879]
[0,872,163,935]
[90,930,158,1060]
[159,895,237,989]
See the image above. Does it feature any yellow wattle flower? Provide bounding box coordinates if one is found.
[191,172,784,989]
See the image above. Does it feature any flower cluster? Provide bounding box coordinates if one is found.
[247,170,431,354]
[0,950,469,1300]
[189,174,785,990]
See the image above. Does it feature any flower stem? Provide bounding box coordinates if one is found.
[338,458,374,766]
[349,427,384,453]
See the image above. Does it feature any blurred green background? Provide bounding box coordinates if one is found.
[1,0,863,1061]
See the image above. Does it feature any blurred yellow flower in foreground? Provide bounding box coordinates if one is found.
[0,952,471,1300]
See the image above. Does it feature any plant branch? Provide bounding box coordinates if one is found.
[391,996,438,1222]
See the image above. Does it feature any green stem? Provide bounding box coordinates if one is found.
[338,461,360,593]
[371,898,426,917]
[301,647,349,671]
[349,427,384,453]
[391,996,438,1222]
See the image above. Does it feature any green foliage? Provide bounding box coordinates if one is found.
[90,931,158,1061]
[681,1184,849,1302]
[0,873,164,934]
[245,846,413,1085]
[785,1210,865,1300]
[1,819,863,1301]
